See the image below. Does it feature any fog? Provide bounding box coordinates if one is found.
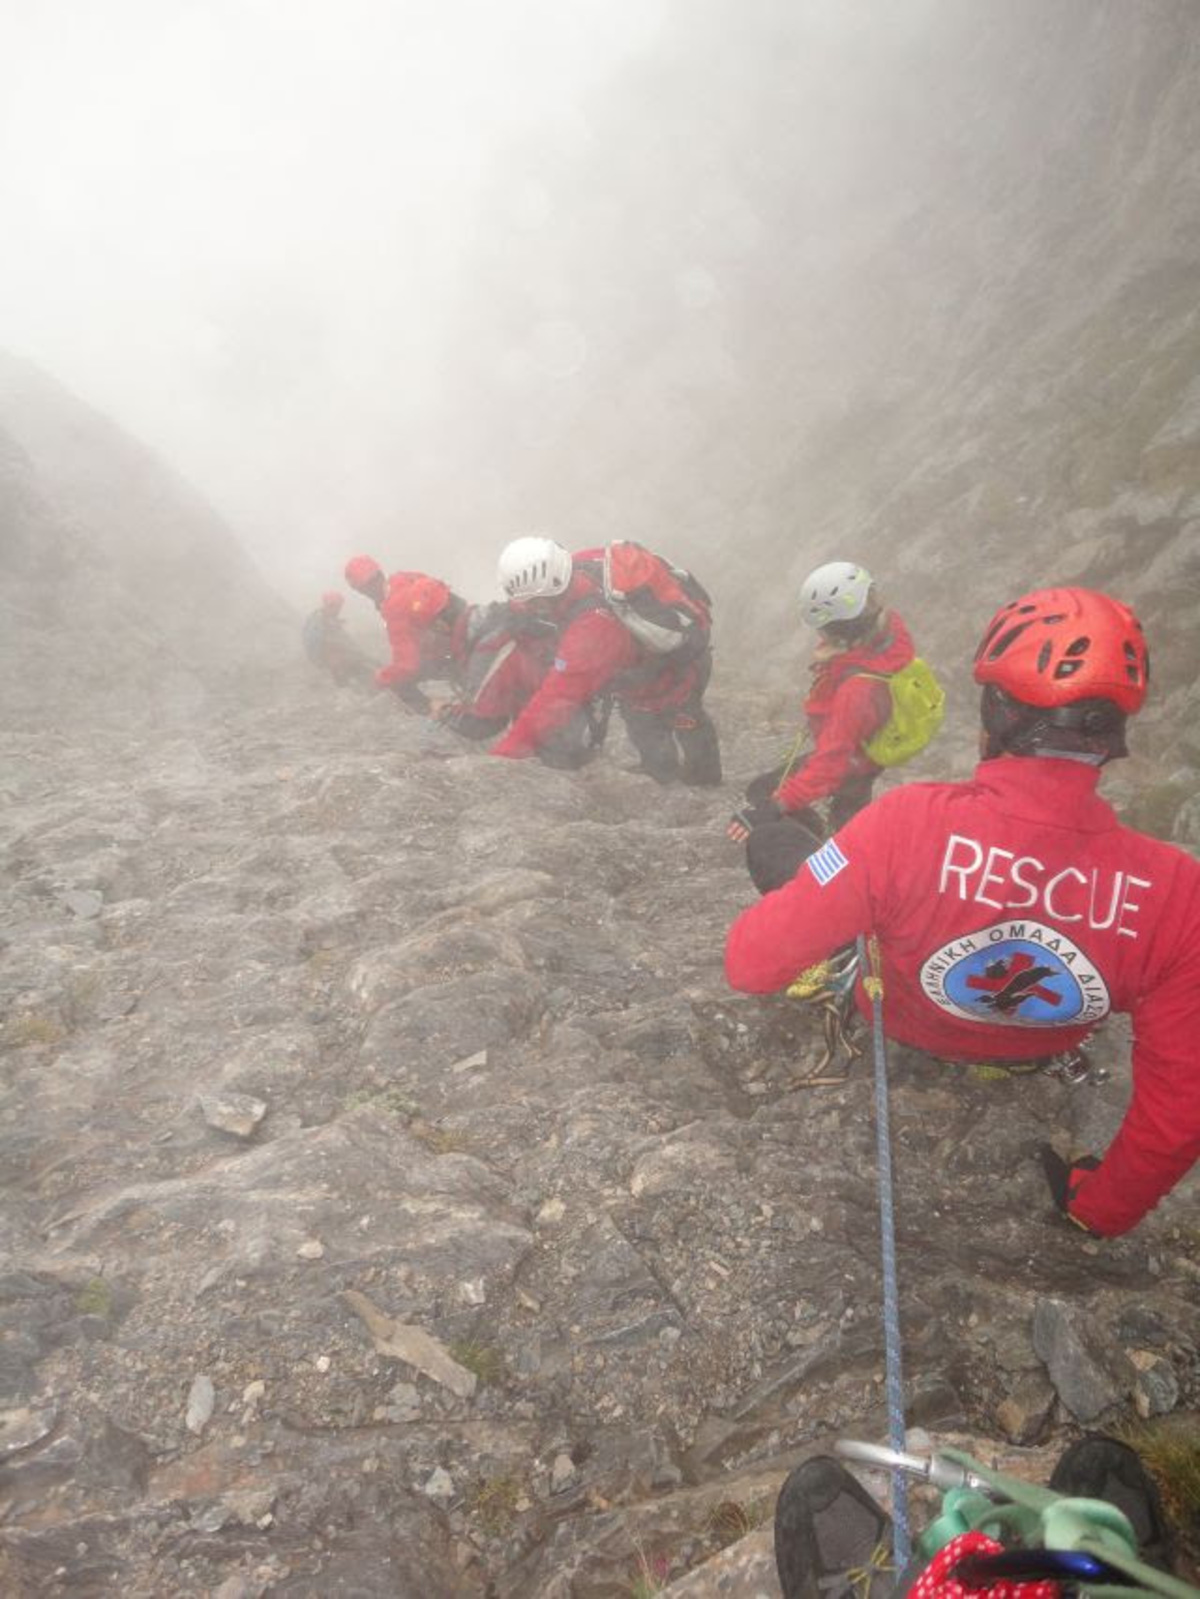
[0,0,672,599]
[0,0,952,608]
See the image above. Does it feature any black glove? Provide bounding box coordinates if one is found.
[1040,1145,1101,1230]
[727,799,783,843]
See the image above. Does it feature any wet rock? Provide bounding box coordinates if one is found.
[200,1091,268,1139]
[1032,1299,1135,1423]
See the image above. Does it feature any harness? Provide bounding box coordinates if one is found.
[560,573,697,697]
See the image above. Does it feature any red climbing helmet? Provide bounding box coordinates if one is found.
[321,590,344,612]
[344,554,383,591]
[973,587,1149,715]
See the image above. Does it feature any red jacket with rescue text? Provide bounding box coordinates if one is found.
[775,611,915,813]
[725,756,1200,1237]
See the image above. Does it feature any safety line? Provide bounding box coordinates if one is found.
[858,932,911,1568]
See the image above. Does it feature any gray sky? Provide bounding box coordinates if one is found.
[0,0,665,598]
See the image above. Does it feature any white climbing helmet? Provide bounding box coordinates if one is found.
[799,561,874,629]
[497,536,573,601]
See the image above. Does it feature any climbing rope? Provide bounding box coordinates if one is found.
[776,724,810,787]
[858,932,911,1569]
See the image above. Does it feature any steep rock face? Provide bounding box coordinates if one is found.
[431,0,1200,790]
[0,351,293,731]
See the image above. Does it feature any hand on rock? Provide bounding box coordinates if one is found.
[1039,1144,1101,1232]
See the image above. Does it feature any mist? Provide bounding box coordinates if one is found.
[4,5,1200,1590]
[0,0,670,598]
[0,0,981,609]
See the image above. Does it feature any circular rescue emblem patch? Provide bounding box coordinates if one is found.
[919,920,1110,1028]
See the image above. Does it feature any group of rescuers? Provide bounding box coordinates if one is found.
[305,541,1200,1245]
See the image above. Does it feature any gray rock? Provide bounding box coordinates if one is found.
[662,1526,779,1596]
[423,1466,455,1502]
[1130,1351,1180,1418]
[381,1382,421,1422]
[994,1372,1056,1444]
[61,889,103,919]
[342,1290,477,1399]
[1032,1300,1133,1423]
[0,1403,57,1457]
[185,1374,215,1434]
[200,1091,268,1139]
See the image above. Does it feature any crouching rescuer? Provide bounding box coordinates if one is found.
[725,586,1200,1238]
[489,535,722,785]
[729,560,943,894]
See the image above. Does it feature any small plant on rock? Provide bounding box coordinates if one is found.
[468,1471,524,1535]
[450,1339,505,1388]
[706,1496,769,1549]
[410,1120,471,1155]
[1118,1418,1200,1533]
[5,1014,67,1048]
[75,1276,115,1319]
[343,1086,420,1120]
[628,1543,673,1597]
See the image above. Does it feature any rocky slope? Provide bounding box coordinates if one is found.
[1,678,1196,1596]
[4,2,1200,1588]
[0,350,293,733]
[433,0,1200,802]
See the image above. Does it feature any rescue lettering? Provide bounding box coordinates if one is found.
[938,833,1151,940]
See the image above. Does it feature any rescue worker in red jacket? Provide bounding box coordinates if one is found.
[488,536,722,783]
[344,555,468,713]
[344,554,552,733]
[301,591,366,685]
[432,602,559,742]
[729,561,916,893]
[726,586,1200,1239]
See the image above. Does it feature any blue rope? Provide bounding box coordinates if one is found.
[858,933,911,1568]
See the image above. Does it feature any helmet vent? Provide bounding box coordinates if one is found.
[1064,636,1090,657]
[1036,641,1053,673]
[1053,659,1084,679]
[986,620,1036,660]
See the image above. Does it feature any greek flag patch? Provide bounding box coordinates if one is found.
[807,839,849,887]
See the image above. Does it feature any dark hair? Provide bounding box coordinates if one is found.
[980,685,1128,763]
[821,606,880,646]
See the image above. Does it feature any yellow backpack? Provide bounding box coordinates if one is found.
[859,658,945,768]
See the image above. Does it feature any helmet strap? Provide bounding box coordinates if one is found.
[979,686,1128,764]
